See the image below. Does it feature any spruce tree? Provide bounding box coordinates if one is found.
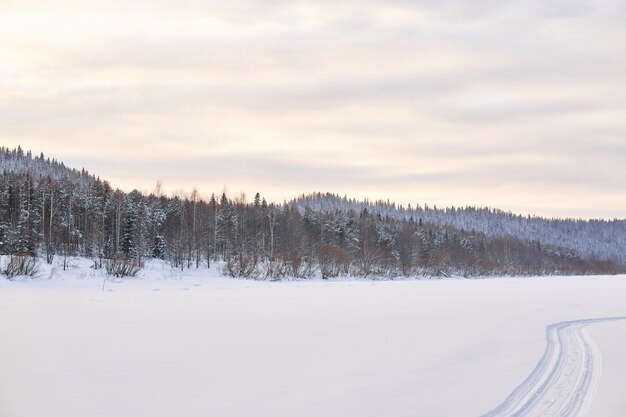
[121,210,136,258]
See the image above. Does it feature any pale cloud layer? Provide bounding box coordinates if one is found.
[1,0,625,218]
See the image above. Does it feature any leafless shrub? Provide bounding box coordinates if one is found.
[319,245,349,279]
[283,252,314,279]
[261,258,287,281]
[352,246,382,278]
[224,254,258,278]
[2,254,40,279]
[104,256,141,277]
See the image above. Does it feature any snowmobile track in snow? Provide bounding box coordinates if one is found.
[481,317,625,417]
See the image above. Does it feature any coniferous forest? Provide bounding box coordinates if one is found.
[1,146,624,279]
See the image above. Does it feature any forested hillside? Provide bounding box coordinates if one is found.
[1,147,623,278]
[0,146,97,186]
[294,193,626,263]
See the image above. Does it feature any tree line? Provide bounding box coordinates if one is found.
[1,147,623,278]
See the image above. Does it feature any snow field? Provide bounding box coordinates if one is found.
[0,260,625,417]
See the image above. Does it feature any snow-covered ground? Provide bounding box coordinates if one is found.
[1,259,625,417]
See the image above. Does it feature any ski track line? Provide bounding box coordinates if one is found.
[481,317,626,417]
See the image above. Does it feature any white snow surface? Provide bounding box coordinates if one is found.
[1,258,625,417]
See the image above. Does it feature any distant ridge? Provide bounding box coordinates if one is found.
[293,194,626,263]
[0,146,97,187]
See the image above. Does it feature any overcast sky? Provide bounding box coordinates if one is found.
[1,0,625,219]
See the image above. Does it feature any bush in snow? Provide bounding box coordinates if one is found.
[223,254,258,278]
[260,258,287,281]
[259,254,315,280]
[104,256,141,277]
[2,254,40,279]
[283,252,315,279]
[319,245,349,279]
